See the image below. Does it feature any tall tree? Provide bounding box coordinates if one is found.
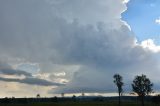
[113,74,124,106]
[132,74,153,106]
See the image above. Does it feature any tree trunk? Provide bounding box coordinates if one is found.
[118,92,121,106]
[141,96,144,106]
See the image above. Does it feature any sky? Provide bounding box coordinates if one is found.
[0,0,160,97]
[123,0,160,44]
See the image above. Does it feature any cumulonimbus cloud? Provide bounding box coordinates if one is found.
[0,0,160,95]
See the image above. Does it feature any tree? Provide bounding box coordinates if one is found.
[36,94,40,98]
[132,74,153,106]
[72,95,76,102]
[61,93,65,98]
[113,74,124,106]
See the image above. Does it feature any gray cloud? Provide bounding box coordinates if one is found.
[0,62,32,77]
[0,0,160,95]
[0,77,64,86]
[0,62,63,86]
[0,69,32,77]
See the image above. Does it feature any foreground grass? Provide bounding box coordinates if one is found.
[0,101,156,106]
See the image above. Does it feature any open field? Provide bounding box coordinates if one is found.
[0,101,156,106]
[0,96,159,106]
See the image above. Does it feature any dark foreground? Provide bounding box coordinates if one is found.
[0,102,156,106]
[0,96,159,106]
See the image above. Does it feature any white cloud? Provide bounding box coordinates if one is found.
[122,0,130,4]
[140,39,160,53]
[54,72,66,77]
[155,17,160,24]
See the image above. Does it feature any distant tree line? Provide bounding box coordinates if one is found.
[0,95,160,105]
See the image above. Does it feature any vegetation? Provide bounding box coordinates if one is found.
[113,74,124,106]
[132,74,153,106]
[0,100,158,106]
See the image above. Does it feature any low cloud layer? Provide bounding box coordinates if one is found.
[0,77,64,86]
[0,0,160,96]
[0,62,32,77]
[0,62,63,87]
[0,69,32,77]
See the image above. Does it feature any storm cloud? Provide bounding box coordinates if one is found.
[0,0,160,96]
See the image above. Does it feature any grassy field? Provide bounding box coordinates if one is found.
[0,101,156,106]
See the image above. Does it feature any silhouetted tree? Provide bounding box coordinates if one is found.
[53,96,58,102]
[113,74,124,106]
[61,93,65,98]
[72,95,76,102]
[36,94,40,98]
[132,74,153,106]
